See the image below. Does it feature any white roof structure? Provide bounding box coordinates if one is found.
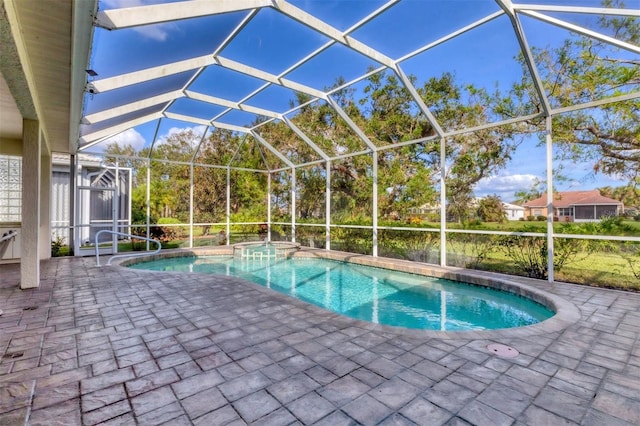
[503,202,525,211]
[76,0,639,168]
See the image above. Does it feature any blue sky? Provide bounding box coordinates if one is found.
[87,0,629,202]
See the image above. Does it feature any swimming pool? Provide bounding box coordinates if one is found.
[129,255,554,331]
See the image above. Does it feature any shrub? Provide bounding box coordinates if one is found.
[426,213,440,222]
[464,218,483,227]
[536,215,547,221]
[406,216,422,225]
[130,215,166,249]
[500,224,597,279]
[635,214,640,222]
[158,217,186,241]
[598,215,632,234]
[619,242,640,280]
[51,236,65,257]
[476,195,506,223]
[448,232,498,269]
[526,215,535,221]
[378,228,439,263]
[130,225,165,250]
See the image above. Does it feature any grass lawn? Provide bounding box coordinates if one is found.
[470,248,639,292]
[424,220,640,235]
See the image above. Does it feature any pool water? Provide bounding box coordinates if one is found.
[129,256,554,331]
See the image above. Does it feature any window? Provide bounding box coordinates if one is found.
[557,207,573,216]
[0,155,22,222]
[533,209,542,216]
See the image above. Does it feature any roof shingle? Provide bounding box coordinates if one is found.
[522,190,622,208]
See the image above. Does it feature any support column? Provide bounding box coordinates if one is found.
[291,168,296,243]
[372,151,378,257]
[546,116,554,282]
[68,154,76,255]
[267,173,271,242]
[189,164,194,248]
[21,119,41,289]
[113,160,119,253]
[325,160,330,251]
[39,145,51,259]
[226,167,230,245]
[145,159,151,251]
[440,138,447,267]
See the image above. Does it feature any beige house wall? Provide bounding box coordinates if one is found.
[524,207,549,218]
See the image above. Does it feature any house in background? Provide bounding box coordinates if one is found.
[523,190,623,222]
[407,199,525,222]
[502,202,525,221]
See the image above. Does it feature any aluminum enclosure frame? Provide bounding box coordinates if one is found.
[78,0,640,282]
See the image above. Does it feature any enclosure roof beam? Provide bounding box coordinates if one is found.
[274,147,373,172]
[147,118,163,159]
[397,10,505,64]
[88,54,327,102]
[86,106,280,141]
[281,117,330,161]
[219,1,400,134]
[520,10,640,55]
[443,112,544,138]
[377,134,441,153]
[184,90,280,119]
[513,4,640,16]
[163,112,211,126]
[394,65,445,138]
[78,133,125,153]
[191,126,211,163]
[325,97,377,152]
[496,0,552,116]
[79,112,163,145]
[271,158,326,173]
[227,135,249,168]
[94,0,272,30]
[88,55,215,93]
[273,0,396,69]
[250,130,296,168]
[82,90,184,124]
[550,91,640,116]
[214,56,327,99]
[258,140,274,172]
[211,122,251,134]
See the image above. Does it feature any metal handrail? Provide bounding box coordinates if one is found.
[0,230,18,258]
[95,230,161,267]
[0,229,18,243]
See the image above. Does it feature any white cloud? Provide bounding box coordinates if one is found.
[475,173,539,201]
[156,125,207,147]
[100,0,176,41]
[133,25,174,42]
[103,128,147,152]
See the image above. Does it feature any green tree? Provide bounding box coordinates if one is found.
[419,75,520,222]
[477,195,507,223]
[498,1,639,184]
[599,183,640,209]
[360,72,519,222]
[513,188,542,204]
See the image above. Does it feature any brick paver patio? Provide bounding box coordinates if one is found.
[1,250,639,425]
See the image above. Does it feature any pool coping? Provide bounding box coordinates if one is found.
[114,245,581,341]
